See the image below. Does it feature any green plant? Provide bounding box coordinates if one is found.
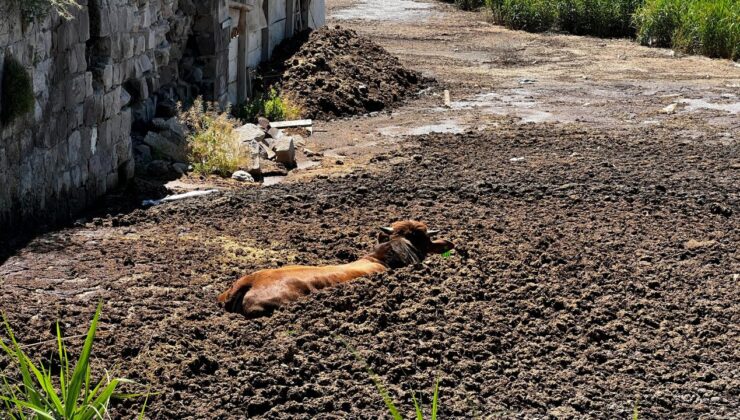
[634,0,685,47]
[180,97,247,177]
[234,89,303,123]
[635,0,739,60]
[1,56,35,124]
[482,0,737,60]
[632,397,639,420]
[341,338,441,419]
[444,0,485,11]
[3,0,81,22]
[0,302,148,419]
[500,0,557,32]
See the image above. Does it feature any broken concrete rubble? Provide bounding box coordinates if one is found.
[236,123,266,143]
[232,118,311,181]
[274,138,296,167]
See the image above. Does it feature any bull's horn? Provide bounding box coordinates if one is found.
[380,226,394,234]
[427,229,440,235]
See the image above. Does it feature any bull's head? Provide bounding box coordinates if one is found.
[376,221,454,268]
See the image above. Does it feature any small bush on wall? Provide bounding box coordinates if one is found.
[2,0,80,22]
[1,56,35,124]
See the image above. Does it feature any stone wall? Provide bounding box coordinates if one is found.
[0,0,324,237]
[0,0,230,236]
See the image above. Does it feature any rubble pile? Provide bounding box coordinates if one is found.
[268,26,424,119]
[235,119,312,181]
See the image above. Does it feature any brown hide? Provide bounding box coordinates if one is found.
[218,221,453,317]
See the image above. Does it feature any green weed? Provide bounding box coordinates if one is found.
[0,302,148,419]
[340,338,441,419]
[2,0,81,22]
[179,97,248,177]
[636,0,739,59]
[235,89,303,123]
[478,0,738,60]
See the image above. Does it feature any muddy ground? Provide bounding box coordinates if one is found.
[2,0,739,418]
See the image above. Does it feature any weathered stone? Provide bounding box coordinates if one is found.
[267,127,283,139]
[236,123,266,143]
[259,142,276,160]
[147,159,171,176]
[231,170,254,182]
[257,117,270,130]
[143,131,187,162]
[293,135,306,147]
[274,138,296,167]
[172,162,189,174]
[67,131,82,162]
[120,88,132,107]
[135,144,152,162]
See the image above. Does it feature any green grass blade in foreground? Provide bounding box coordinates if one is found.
[64,302,102,418]
[1,316,47,409]
[413,393,424,420]
[339,338,402,420]
[431,377,440,420]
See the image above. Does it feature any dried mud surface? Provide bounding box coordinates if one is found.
[266,26,424,119]
[1,122,738,418]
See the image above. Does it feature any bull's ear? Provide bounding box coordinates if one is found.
[217,290,230,303]
[380,227,394,235]
[430,239,454,254]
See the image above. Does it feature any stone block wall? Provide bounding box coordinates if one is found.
[0,0,324,237]
[0,0,230,236]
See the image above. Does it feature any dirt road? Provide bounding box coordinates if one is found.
[1,1,738,418]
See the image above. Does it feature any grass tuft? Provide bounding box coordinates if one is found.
[0,302,148,419]
[476,0,739,60]
[179,97,248,177]
[235,89,303,123]
[340,337,441,419]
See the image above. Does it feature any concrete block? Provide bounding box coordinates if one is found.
[274,137,295,167]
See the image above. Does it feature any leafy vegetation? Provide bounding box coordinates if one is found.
[635,0,739,60]
[3,0,81,22]
[484,0,641,36]
[179,97,247,177]
[0,302,148,419]
[1,56,35,124]
[234,89,303,123]
[472,0,739,60]
[341,338,441,419]
[443,0,485,11]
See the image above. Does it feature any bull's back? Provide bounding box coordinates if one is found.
[243,261,386,315]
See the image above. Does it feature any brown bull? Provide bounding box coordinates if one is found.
[218,220,454,317]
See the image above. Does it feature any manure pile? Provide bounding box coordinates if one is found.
[267,26,424,119]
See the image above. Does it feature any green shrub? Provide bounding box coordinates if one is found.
[234,89,303,123]
[673,0,739,60]
[634,0,685,47]
[499,0,556,32]
[443,0,485,11]
[0,302,148,419]
[179,97,247,177]
[482,0,738,60]
[3,0,81,22]
[341,338,441,419]
[635,0,739,59]
[1,56,35,124]
[557,0,642,37]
